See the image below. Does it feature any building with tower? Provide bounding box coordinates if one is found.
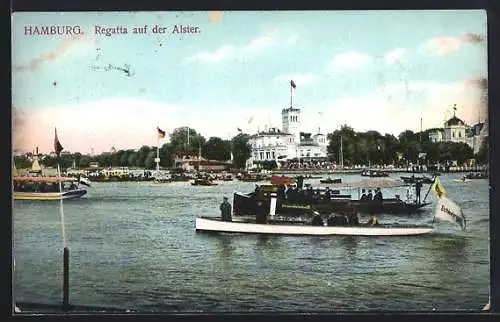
[428,104,488,154]
[247,81,330,166]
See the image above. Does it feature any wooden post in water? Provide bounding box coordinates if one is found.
[63,246,69,311]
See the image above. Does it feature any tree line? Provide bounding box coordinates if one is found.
[14,127,253,170]
[14,125,488,170]
[327,125,488,166]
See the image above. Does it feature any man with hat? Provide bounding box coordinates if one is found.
[360,189,368,201]
[220,196,232,222]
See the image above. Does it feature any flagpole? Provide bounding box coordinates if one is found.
[57,161,70,311]
[54,128,69,311]
[290,82,292,108]
[156,134,160,172]
[422,175,436,203]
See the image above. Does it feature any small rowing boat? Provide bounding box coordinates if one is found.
[195,216,434,236]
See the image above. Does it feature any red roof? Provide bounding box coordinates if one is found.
[13,176,77,183]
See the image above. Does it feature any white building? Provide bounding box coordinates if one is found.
[248,106,329,165]
[427,107,488,154]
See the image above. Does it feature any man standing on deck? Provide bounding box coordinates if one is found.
[415,181,422,204]
[220,197,232,222]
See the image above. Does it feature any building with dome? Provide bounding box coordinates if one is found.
[248,105,329,166]
[428,104,488,154]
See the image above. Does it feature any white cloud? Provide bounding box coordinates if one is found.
[328,51,373,69]
[186,29,297,63]
[419,36,463,56]
[385,48,407,64]
[274,73,319,86]
[418,34,485,57]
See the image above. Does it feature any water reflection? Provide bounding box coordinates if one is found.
[340,236,359,259]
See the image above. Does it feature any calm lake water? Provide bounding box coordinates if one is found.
[12,172,490,312]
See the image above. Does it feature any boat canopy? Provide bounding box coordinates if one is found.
[323,179,406,189]
[13,176,78,183]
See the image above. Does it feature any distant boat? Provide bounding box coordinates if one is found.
[361,169,389,177]
[13,176,87,201]
[464,172,488,180]
[191,178,218,186]
[400,175,434,184]
[271,175,294,185]
[453,177,472,183]
[28,158,43,175]
[319,177,342,184]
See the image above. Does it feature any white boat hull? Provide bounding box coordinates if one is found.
[195,217,434,236]
[13,189,87,201]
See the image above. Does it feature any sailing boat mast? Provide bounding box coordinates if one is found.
[339,135,344,168]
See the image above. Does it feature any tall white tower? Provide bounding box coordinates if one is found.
[282,107,301,143]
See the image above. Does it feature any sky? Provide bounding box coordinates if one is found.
[12,10,487,154]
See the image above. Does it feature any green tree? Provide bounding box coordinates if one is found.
[203,137,231,161]
[135,145,151,167]
[231,133,252,169]
[159,143,174,167]
[120,151,130,166]
[127,152,138,167]
[169,127,206,155]
[144,150,156,169]
[79,155,93,168]
[13,155,31,169]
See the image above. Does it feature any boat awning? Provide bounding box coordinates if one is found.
[13,176,78,183]
[323,179,407,189]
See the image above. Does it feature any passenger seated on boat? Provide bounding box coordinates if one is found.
[360,189,368,201]
[339,214,348,226]
[323,187,331,201]
[367,189,373,201]
[373,188,383,202]
[347,212,359,226]
[220,197,232,222]
[311,214,324,226]
[278,184,286,199]
[367,215,380,226]
[327,216,336,226]
[307,186,315,202]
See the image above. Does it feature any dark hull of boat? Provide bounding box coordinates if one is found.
[400,177,434,184]
[233,192,429,216]
[319,179,342,184]
[192,181,218,186]
[464,174,488,179]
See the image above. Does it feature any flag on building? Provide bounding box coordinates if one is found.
[431,177,447,198]
[290,80,296,89]
[435,196,467,231]
[418,152,427,159]
[54,128,64,157]
[157,127,166,138]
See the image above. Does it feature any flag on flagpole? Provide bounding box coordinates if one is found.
[431,178,447,198]
[157,127,166,138]
[237,128,242,133]
[290,80,296,89]
[54,128,64,157]
[435,196,467,231]
[248,117,254,124]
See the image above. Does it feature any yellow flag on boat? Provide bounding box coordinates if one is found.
[431,178,447,198]
[435,195,467,231]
